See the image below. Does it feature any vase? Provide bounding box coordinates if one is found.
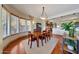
[67,45,74,50]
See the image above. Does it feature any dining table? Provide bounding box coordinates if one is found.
[27,30,52,48]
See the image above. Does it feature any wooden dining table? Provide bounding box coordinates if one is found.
[28,30,52,48]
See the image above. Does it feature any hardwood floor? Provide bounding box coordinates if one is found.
[3,36,27,54]
[3,34,63,54]
[51,35,63,54]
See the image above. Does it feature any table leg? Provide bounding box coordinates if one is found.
[37,39,39,47]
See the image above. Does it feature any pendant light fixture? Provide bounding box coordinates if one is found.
[40,6,48,20]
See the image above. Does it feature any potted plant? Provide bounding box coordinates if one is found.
[65,39,76,50]
[61,22,75,37]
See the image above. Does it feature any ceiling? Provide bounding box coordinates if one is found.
[7,4,79,19]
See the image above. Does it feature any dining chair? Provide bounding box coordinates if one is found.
[39,31,47,46]
[30,35,38,48]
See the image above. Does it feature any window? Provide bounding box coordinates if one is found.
[11,15,17,34]
[19,19,26,32]
[7,12,11,36]
[2,7,29,38]
[26,20,31,31]
[2,8,7,37]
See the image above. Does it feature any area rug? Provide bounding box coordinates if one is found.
[22,38,58,54]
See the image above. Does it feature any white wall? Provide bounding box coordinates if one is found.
[0,4,3,54]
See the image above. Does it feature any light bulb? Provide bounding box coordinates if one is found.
[40,17,46,20]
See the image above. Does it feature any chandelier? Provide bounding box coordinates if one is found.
[40,6,48,20]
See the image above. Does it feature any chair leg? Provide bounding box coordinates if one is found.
[30,41,32,48]
[37,40,39,47]
[45,38,46,43]
[48,35,51,40]
[50,36,51,40]
[47,37,49,41]
[49,37,50,40]
[41,39,44,46]
[28,40,29,45]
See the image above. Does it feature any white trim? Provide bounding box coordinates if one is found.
[50,8,79,19]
